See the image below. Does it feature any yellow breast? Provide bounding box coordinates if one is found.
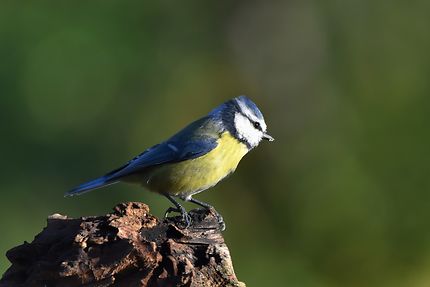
[139,132,248,197]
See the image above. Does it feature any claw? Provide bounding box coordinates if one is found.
[164,207,178,218]
[207,208,226,231]
[218,221,226,231]
[182,211,192,228]
[214,212,225,231]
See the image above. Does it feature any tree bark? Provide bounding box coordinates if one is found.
[0,202,245,287]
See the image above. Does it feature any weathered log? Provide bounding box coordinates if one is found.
[0,202,245,287]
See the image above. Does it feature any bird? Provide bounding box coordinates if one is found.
[65,96,274,230]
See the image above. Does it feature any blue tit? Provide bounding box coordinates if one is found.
[66,95,274,230]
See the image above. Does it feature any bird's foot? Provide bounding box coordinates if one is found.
[181,212,192,229]
[164,207,192,229]
[208,208,226,231]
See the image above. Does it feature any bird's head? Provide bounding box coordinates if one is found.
[211,95,274,149]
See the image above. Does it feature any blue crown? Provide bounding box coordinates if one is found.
[233,95,264,120]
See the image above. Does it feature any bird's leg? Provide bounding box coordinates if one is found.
[164,194,192,228]
[188,197,225,231]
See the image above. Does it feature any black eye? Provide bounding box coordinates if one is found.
[253,121,261,129]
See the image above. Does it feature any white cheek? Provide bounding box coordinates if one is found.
[234,113,263,147]
[235,99,267,130]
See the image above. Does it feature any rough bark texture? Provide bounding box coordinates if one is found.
[0,202,245,287]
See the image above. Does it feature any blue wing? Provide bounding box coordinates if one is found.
[107,137,218,179]
[66,116,221,196]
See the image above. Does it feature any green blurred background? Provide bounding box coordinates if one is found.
[1,1,429,286]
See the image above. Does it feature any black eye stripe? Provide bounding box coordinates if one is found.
[240,112,263,131]
[251,119,262,131]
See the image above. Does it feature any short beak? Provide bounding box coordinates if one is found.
[263,132,275,142]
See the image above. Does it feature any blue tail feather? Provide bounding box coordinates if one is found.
[65,162,130,196]
[65,176,118,197]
